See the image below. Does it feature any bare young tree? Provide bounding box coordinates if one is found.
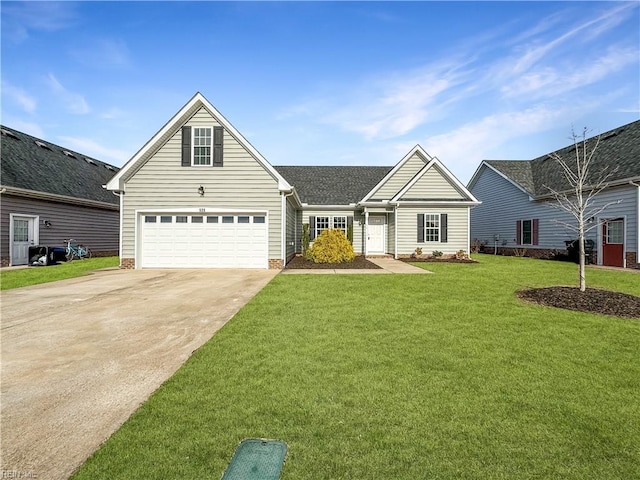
[545,127,620,292]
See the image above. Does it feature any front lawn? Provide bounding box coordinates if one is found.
[0,256,119,290]
[72,255,639,479]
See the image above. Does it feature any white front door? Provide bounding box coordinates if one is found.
[367,216,385,254]
[11,215,38,265]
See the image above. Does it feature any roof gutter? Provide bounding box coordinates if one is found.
[535,175,640,200]
[1,185,119,210]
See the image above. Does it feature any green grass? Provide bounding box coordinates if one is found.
[0,256,119,290]
[72,255,639,479]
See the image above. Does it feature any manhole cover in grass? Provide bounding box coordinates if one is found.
[221,438,288,480]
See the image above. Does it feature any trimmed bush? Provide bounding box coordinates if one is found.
[307,229,356,264]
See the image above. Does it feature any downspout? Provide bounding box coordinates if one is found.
[114,191,123,268]
[105,185,124,268]
[391,203,398,259]
[631,181,640,266]
[281,191,294,267]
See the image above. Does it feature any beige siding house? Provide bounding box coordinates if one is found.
[107,93,479,269]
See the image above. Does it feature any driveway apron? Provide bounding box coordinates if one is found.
[1,268,277,480]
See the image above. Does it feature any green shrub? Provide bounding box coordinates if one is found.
[456,250,468,260]
[307,229,356,264]
[432,250,443,258]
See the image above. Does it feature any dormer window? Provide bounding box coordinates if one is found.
[35,140,52,150]
[63,150,77,159]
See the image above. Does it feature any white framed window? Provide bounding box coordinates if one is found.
[333,216,347,235]
[193,127,212,166]
[424,214,440,242]
[316,216,330,238]
[517,219,537,245]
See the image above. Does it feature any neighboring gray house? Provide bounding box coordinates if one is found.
[106,92,479,269]
[468,120,640,269]
[0,126,120,266]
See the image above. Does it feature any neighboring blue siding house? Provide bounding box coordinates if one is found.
[468,120,640,269]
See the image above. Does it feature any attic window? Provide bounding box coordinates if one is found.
[63,150,77,159]
[84,157,97,166]
[35,140,52,151]
[1,128,19,140]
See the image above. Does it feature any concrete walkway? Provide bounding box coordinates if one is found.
[281,257,431,274]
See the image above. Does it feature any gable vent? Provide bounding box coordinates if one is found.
[84,157,97,166]
[35,140,52,150]
[63,150,77,159]
[1,128,19,140]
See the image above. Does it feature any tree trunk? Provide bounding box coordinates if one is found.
[578,224,586,292]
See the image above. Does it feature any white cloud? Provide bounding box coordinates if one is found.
[71,39,132,69]
[4,119,44,138]
[315,61,470,140]
[47,74,90,115]
[423,107,573,183]
[1,81,37,113]
[57,136,130,165]
[100,107,127,120]
[1,2,77,43]
[501,46,638,99]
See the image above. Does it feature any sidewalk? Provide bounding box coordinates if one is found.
[281,257,431,274]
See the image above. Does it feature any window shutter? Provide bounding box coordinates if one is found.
[440,213,448,243]
[213,126,224,167]
[347,216,353,228]
[181,126,191,167]
[417,214,424,243]
[532,218,539,245]
[516,220,522,245]
[309,216,316,240]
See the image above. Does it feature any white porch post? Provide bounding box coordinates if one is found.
[364,209,369,255]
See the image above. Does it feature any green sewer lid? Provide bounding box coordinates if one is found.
[221,438,288,480]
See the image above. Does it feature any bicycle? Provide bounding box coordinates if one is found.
[64,239,92,261]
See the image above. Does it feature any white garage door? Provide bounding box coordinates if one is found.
[141,213,268,268]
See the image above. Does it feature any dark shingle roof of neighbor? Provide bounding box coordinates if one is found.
[1,126,119,205]
[275,165,393,205]
[486,120,640,197]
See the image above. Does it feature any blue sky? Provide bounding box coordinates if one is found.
[2,1,639,183]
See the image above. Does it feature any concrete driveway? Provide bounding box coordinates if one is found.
[1,268,278,480]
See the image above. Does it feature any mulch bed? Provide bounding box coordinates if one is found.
[518,286,640,319]
[285,255,381,269]
[400,257,478,264]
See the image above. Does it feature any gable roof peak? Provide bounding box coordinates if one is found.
[106,92,292,192]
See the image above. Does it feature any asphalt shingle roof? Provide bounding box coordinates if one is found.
[275,165,392,205]
[486,120,640,197]
[1,126,119,205]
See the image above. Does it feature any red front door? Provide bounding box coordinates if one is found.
[602,219,624,267]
